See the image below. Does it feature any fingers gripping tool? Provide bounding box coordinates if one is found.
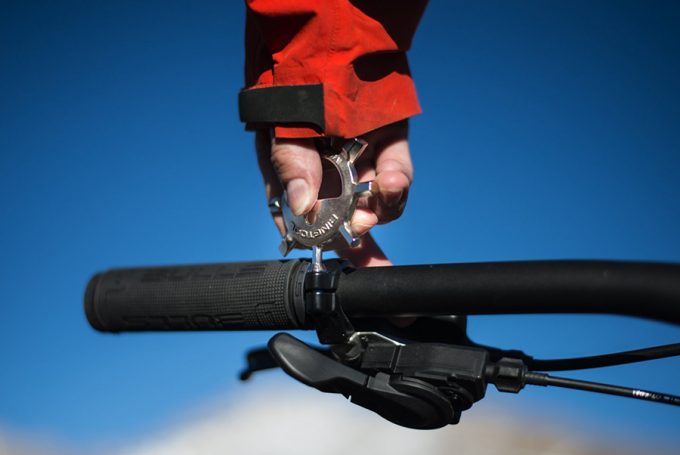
[269,138,374,270]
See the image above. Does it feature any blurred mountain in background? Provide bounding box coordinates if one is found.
[1,383,674,455]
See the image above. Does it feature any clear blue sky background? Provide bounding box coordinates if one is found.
[1,0,679,450]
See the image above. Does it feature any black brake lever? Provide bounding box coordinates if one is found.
[268,333,459,429]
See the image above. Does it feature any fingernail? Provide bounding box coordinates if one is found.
[383,189,404,208]
[287,178,312,216]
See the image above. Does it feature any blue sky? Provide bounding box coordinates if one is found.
[1,0,679,450]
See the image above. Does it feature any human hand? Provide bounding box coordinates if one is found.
[256,120,413,267]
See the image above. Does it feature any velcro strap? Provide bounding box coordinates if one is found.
[238,84,325,130]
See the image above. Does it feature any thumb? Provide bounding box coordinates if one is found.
[270,138,323,216]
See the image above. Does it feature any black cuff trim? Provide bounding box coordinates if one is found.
[239,84,325,130]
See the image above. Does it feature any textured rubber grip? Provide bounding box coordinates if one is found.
[85,260,306,332]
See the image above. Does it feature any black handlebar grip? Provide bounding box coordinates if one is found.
[85,260,307,332]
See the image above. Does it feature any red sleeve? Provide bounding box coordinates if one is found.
[243,0,428,139]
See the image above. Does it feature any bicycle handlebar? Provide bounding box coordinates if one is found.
[338,261,680,324]
[85,259,680,332]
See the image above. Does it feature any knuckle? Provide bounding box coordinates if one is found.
[270,142,321,185]
[270,148,305,179]
[380,159,414,183]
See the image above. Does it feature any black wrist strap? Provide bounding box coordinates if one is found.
[238,84,325,131]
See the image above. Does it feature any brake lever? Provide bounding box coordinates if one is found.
[268,332,459,429]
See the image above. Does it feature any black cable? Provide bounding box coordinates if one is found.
[525,372,680,407]
[527,343,680,371]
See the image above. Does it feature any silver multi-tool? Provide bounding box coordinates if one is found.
[269,138,374,271]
